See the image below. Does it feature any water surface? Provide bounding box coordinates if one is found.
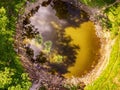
[22,0,100,77]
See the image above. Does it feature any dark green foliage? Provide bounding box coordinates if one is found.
[0,0,32,89]
[0,7,22,71]
[104,3,120,37]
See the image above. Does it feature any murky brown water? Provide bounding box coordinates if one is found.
[22,0,100,77]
